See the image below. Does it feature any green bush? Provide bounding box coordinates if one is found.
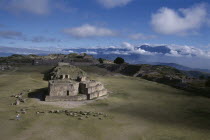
[199,75,205,80]
[98,58,104,64]
[114,57,125,64]
[206,79,210,87]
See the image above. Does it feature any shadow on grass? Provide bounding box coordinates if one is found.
[41,67,55,81]
[28,88,48,101]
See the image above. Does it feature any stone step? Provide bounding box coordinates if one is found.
[45,94,87,102]
[80,84,104,94]
[87,89,108,100]
[80,80,101,88]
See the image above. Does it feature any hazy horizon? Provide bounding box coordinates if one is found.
[0,0,210,68]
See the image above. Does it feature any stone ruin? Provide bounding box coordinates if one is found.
[45,63,108,101]
[0,65,12,71]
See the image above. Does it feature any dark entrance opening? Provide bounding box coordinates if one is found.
[65,75,68,79]
[67,90,69,96]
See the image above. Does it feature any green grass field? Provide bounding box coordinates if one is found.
[0,65,210,140]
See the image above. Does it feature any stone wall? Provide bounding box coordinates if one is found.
[47,79,108,101]
[48,80,79,96]
[33,59,99,66]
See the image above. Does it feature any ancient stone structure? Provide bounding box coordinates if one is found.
[33,54,98,66]
[0,65,12,71]
[45,63,108,101]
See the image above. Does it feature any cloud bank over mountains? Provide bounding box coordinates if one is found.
[62,42,210,59]
[62,43,210,69]
[1,42,210,69]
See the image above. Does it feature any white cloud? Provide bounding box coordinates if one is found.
[1,0,50,15]
[97,0,133,8]
[151,4,209,35]
[128,33,156,40]
[0,0,72,15]
[121,42,134,50]
[120,42,154,55]
[63,24,116,38]
[82,51,98,55]
[132,48,153,55]
[167,45,210,58]
[0,30,24,39]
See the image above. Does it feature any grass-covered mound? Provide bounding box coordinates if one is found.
[50,64,87,80]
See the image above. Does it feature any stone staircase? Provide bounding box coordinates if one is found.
[79,80,108,100]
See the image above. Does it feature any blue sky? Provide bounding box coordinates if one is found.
[0,0,210,50]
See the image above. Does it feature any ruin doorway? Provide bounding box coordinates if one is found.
[65,75,68,79]
[67,90,69,96]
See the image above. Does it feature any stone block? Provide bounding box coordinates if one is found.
[98,89,108,97]
[45,94,87,102]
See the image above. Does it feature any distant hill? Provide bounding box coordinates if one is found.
[149,62,210,73]
[98,63,210,96]
[134,62,210,78]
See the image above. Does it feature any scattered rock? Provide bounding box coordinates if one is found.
[78,117,83,120]
[15,100,20,105]
[49,110,54,113]
[20,109,25,111]
[45,109,108,120]
[22,111,26,114]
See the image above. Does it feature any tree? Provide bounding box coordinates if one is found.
[206,78,210,87]
[98,58,104,64]
[114,57,125,64]
[199,75,205,80]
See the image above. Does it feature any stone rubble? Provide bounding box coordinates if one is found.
[37,109,109,120]
[10,90,29,105]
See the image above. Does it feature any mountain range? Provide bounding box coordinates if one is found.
[1,44,210,72]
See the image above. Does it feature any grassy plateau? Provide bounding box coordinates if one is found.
[0,65,210,140]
